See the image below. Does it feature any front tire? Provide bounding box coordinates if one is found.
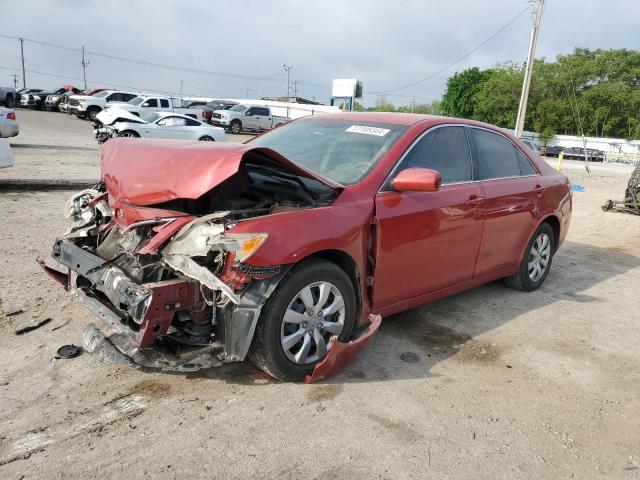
[198,135,214,141]
[86,107,101,122]
[229,120,242,134]
[248,260,356,381]
[117,130,140,138]
[504,222,555,292]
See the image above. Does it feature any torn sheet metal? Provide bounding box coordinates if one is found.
[161,212,227,256]
[163,254,240,304]
[305,314,382,383]
[36,258,69,289]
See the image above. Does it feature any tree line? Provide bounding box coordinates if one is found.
[364,48,640,141]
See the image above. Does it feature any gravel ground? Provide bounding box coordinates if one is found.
[1,109,639,479]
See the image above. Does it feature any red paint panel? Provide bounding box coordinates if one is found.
[101,139,340,208]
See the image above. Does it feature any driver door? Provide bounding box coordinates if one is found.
[153,116,187,139]
[372,125,485,308]
[244,107,260,130]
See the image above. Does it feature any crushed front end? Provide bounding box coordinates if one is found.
[42,140,339,372]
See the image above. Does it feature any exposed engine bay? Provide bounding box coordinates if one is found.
[44,150,339,372]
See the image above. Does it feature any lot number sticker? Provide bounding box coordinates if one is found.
[345,125,390,136]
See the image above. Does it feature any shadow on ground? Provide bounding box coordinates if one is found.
[115,240,640,387]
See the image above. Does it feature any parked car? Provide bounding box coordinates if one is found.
[18,88,47,109]
[519,138,538,153]
[59,88,108,113]
[212,104,288,134]
[0,87,18,107]
[94,109,225,143]
[561,147,605,162]
[0,107,19,138]
[0,138,14,168]
[104,95,204,120]
[201,101,238,123]
[43,113,572,381]
[541,145,565,158]
[44,86,82,111]
[68,90,138,121]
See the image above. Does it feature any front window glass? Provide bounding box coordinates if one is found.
[129,97,144,105]
[93,90,111,98]
[398,126,472,184]
[250,118,407,184]
[229,104,248,112]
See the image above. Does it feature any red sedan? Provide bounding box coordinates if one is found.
[45,113,571,381]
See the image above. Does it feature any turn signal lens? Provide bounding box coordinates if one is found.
[226,233,268,262]
[7,112,15,120]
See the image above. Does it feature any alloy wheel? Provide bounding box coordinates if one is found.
[280,281,345,365]
[528,233,551,282]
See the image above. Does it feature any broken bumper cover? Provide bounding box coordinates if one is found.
[51,238,207,348]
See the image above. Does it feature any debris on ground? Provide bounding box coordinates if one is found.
[55,344,82,359]
[4,308,25,317]
[571,183,585,192]
[400,352,421,363]
[14,317,52,335]
[50,319,71,331]
[602,165,640,215]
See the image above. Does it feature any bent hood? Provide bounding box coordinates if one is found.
[101,139,342,206]
[97,107,146,126]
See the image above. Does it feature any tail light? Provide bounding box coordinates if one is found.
[7,112,16,120]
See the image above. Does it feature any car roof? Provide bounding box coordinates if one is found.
[300,112,511,130]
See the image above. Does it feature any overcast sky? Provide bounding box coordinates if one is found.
[1,0,638,106]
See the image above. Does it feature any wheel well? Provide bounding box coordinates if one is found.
[542,215,560,250]
[199,135,214,141]
[306,250,363,322]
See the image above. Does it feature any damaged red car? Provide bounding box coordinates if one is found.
[44,113,572,381]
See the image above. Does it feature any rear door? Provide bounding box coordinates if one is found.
[373,125,485,307]
[468,127,542,276]
[257,107,273,130]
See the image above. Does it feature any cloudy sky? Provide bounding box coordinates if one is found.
[1,0,638,106]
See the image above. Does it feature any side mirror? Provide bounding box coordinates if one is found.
[391,168,441,192]
[245,111,253,116]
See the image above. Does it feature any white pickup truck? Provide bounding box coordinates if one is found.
[211,104,288,134]
[68,90,139,121]
[104,95,204,120]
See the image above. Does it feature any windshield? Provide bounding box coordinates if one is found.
[129,97,145,105]
[249,118,408,184]
[230,104,248,112]
[93,90,111,98]
[143,112,161,123]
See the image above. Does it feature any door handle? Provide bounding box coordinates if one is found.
[533,185,544,196]
[465,195,484,206]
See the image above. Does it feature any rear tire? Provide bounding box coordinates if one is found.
[248,260,356,381]
[198,135,214,141]
[504,222,555,292]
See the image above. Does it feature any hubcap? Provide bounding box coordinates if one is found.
[528,233,551,282]
[280,281,345,365]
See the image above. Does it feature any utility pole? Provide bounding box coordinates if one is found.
[180,80,184,98]
[81,46,89,90]
[11,74,19,89]
[19,37,26,89]
[282,64,292,101]
[292,80,299,98]
[514,0,544,138]
[410,96,416,113]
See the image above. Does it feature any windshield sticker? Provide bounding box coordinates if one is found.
[345,125,390,136]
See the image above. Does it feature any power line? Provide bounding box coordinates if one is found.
[368,5,530,94]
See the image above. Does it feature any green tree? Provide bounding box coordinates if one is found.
[440,67,496,118]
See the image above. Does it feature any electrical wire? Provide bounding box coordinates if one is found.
[368,5,530,94]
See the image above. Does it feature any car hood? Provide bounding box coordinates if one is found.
[101,139,342,206]
[97,107,147,126]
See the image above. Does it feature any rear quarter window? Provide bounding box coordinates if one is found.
[514,147,538,175]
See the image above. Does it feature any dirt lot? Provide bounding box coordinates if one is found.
[1,110,639,479]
